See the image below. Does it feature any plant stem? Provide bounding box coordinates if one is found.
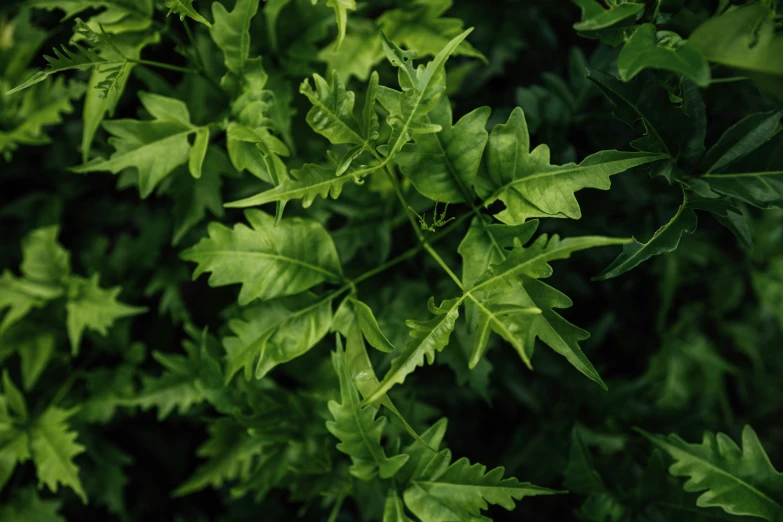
[131,59,199,74]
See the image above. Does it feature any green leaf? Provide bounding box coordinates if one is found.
[225,163,357,209]
[81,32,159,162]
[19,333,56,391]
[72,91,204,198]
[210,0,258,76]
[172,148,225,245]
[638,425,783,521]
[20,225,71,285]
[173,419,262,496]
[181,209,343,305]
[379,29,472,160]
[403,456,560,522]
[0,487,66,522]
[263,0,292,51]
[689,4,783,100]
[165,0,212,27]
[587,68,703,162]
[571,0,644,32]
[378,0,485,62]
[6,26,114,94]
[700,111,782,174]
[64,274,145,354]
[396,97,490,203]
[2,370,28,420]
[188,127,209,179]
[349,298,395,353]
[327,338,409,481]
[300,70,366,147]
[618,24,710,86]
[223,293,333,381]
[365,297,460,404]
[384,488,414,522]
[0,78,84,158]
[595,198,697,280]
[29,407,88,503]
[476,107,667,224]
[324,0,356,50]
[0,271,63,335]
[473,234,629,389]
[564,426,606,495]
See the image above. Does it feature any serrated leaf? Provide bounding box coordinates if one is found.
[29,407,88,503]
[587,68,703,163]
[0,487,66,522]
[72,91,205,197]
[379,29,472,160]
[19,333,56,391]
[0,271,63,335]
[300,70,366,147]
[618,24,710,86]
[181,209,342,305]
[404,456,560,522]
[564,426,606,495]
[396,97,490,203]
[172,148,225,245]
[64,274,145,354]
[365,297,460,404]
[173,419,262,496]
[378,0,485,62]
[472,234,629,388]
[595,198,697,281]
[476,107,667,224]
[639,425,783,521]
[223,293,333,381]
[327,339,409,481]
[225,163,357,209]
[81,31,160,162]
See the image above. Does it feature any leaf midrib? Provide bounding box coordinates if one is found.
[192,249,339,280]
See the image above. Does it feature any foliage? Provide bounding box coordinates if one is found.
[1,0,783,520]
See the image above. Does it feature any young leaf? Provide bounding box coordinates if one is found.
[327,338,409,481]
[396,97,490,203]
[379,29,472,160]
[72,92,205,197]
[181,209,343,305]
[0,487,66,522]
[618,24,710,86]
[638,425,783,521]
[64,274,146,354]
[300,70,366,147]
[323,0,356,50]
[403,456,560,521]
[475,107,667,224]
[222,293,333,381]
[365,297,461,404]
